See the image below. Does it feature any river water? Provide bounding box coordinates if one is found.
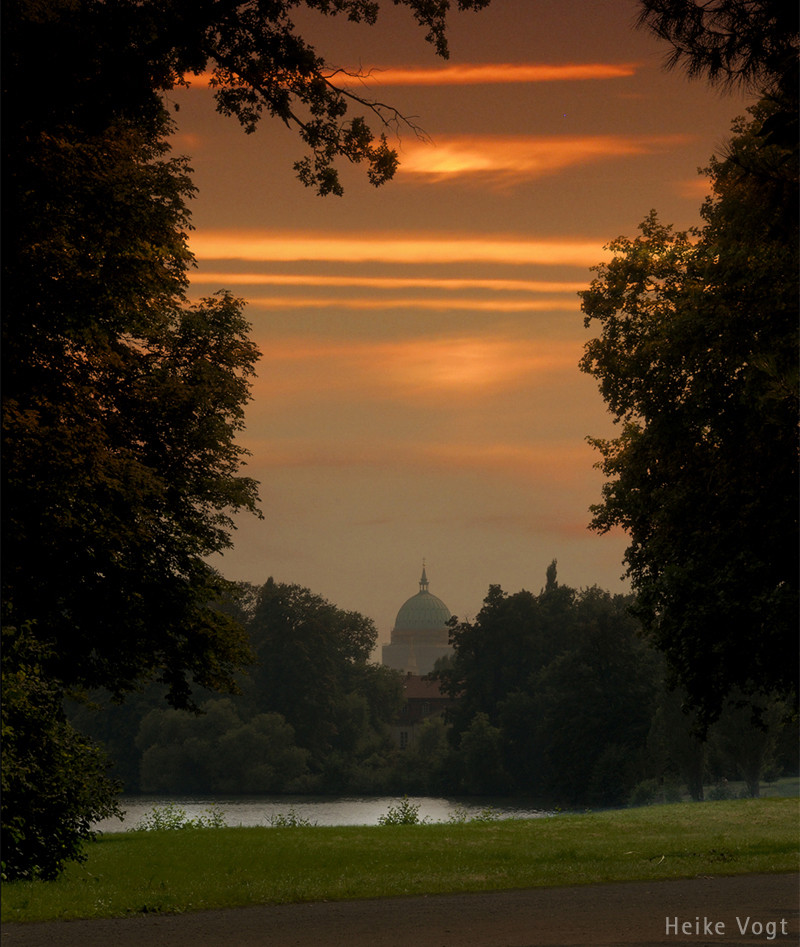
[94,794,552,832]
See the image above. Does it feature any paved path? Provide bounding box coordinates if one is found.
[2,873,797,947]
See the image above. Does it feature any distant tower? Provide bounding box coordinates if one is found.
[382,562,453,676]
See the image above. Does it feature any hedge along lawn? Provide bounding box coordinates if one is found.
[2,798,798,923]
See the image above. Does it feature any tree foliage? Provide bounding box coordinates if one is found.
[1,628,121,881]
[3,90,261,862]
[240,579,401,765]
[5,0,491,198]
[137,699,311,794]
[89,580,405,793]
[3,288,261,704]
[4,0,496,691]
[437,564,662,804]
[69,573,797,804]
[579,101,798,727]
[4,0,490,878]
[636,0,799,97]
[4,45,261,703]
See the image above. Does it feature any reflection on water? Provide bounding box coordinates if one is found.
[94,794,551,832]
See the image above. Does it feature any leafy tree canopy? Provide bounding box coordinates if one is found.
[4,0,492,705]
[1,627,121,881]
[437,563,660,802]
[636,0,798,97]
[579,100,798,728]
[6,0,491,196]
[4,0,487,877]
[241,578,397,760]
[136,699,311,794]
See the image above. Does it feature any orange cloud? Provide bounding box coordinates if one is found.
[420,441,592,483]
[190,272,586,293]
[675,176,714,199]
[249,334,579,402]
[244,435,594,491]
[171,131,204,149]
[241,296,577,312]
[182,62,638,90]
[190,231,608,267]
[399,134,692,183]
[357,62,639,86]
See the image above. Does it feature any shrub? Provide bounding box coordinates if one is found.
[470,805,502,822]
[446,805,470,824]
[378,796,426,825]
[629,778,660,806]
[129,803,227,831]
[707,780,736,801]
[1,626,121,880]
[629,779,685,807]
[266,809,316,827]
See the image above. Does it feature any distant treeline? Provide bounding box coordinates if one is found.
[70,567,798,806]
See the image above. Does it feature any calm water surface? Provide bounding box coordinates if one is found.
[95,795,551,832]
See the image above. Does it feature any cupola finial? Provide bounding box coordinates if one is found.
[420,558,429,592]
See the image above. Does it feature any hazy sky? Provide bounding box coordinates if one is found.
[171,0,749,646]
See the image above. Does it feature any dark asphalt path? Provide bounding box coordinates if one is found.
[2,872,797,946]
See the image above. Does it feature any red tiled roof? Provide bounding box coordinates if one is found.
[401,675,445,699]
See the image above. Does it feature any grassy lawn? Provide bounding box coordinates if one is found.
[2,797,798,923]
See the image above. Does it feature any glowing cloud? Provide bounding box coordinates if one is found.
[190,231,607,267]
[676,177,714,199]
[183,62,639,89]
[190,273,586,293]
[248,334,579,402]
[242,296,576,313]
[399,134,693,183]
[346,62,639,86]
[419,441,592,482]
[369,62,638,86]
[244,436,594,491]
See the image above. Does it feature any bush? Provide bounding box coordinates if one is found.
[707,780,736,801]
[663,782,683,803]
[469,806,502,822]
[446,805,503,824]
[629,779,660,806]
[1,626,121,880]
[266,809,316,827]
[378,796,426,825]
[129,803,227,831]
[629,778,685,807]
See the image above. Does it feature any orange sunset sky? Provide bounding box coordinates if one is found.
[172,0,751,646]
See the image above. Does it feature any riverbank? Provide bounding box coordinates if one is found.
[3,798,797,924]
[91,793,550,832]
[92,775,800,832]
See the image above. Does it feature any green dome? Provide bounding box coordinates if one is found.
[394,566,451,631]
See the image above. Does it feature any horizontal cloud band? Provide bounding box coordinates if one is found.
[189,272,586,293]
[399,133,692,182]
[344,62,639,86]
[184,61,639,90]
[190,232,608,266]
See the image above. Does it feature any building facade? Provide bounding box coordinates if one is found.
[381,565,453,676]
[391,673,451,749]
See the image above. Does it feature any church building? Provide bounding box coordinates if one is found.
[381,564,453,676]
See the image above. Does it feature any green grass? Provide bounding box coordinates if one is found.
[2,798,798,924]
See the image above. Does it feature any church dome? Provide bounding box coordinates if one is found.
[393,565,451,632]
[383,563,453,676]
